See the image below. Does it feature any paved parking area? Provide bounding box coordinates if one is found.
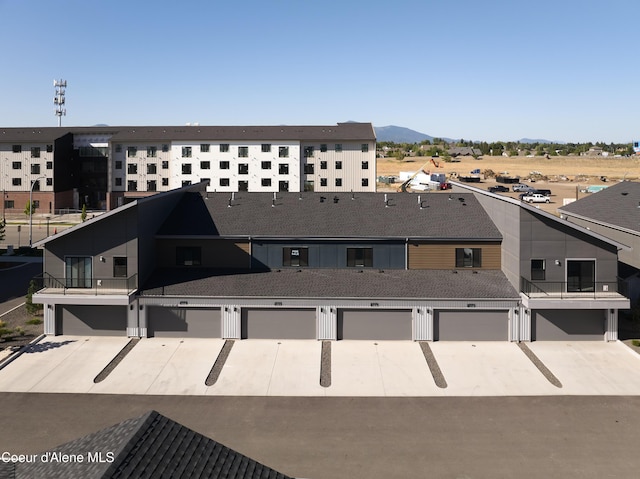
[2,337,640,396]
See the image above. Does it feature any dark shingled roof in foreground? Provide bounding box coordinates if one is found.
[156,191,502,240]
[141,268,519,300]
[15,410,292,479]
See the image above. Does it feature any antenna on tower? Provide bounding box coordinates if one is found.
[53,79,67,127]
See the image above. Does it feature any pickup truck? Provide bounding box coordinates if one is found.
[512,183,535,192]
[521,193,551,203]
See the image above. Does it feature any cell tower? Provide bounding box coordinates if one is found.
[53,79,67,127]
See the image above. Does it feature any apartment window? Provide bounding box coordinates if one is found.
[115,161,122,170]
[335,161,342,169]
[46,161,53,169]
[279,164,289,175]
[127,180,137,191]
[220,143,229,152]
[127,164,137,174]
[127,147,137,157]
[32,181,40,192]
[162,160,169,169]
[279,180,289,192]
[362,143,369,152]
[261,161,271,170]
[283,247,309,267]
[320,144,327,152]
[31,164,41,174]
[32,200,40,208]
[113,257,127,278]
[12,178,21,186]
[162,178,169,186]
[261,144,271,153]
[304,180,314,192]
[176,246,201,266]
[182,180,192,187]
[335,144,342,153]
[182,164,192,174]
[261,178,272,187]
[335,178,342,187]
[279,146,289,158]
[362,161,369,169]
[12,162,21,170]
[531,259,545,281]
[347,248,373,267]
[220,178,230,187]
[456,248,482,268]
[182,147,192,158]
[362,178,369,187]
[4,200,15,209]
[320,161,327,170]
[162,144,169,152]
[320,178,327,187]
[304,146,314,157]
[147,180,157,191]
[200,161,210,169]
[220,161,230,169]
[304,164,314,174]
[200,144,210,153]
[65,256,92,288]
[238,181,249,191]
[115,177,122,186]
[12,145,21,153]
[147,146,157,157]
[147,163,157,175]
[46,145,53,153]
[567,260,595,293]
[46,178,52,186]
[31,147,41,158]
[238,164,248,175]
[238,146,249,158]
[116,144,122,153]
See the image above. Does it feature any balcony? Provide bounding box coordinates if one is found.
[34,273,138,296]
[520,277,623,300]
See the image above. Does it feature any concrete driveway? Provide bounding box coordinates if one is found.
[2,337,640,396]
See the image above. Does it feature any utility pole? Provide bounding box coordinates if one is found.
[54,79,67,127]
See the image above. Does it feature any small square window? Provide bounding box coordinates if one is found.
[335,144,342,152]
[182,180,192,187]
[261,144,271,153]
[320,144,327,152]
[283,247,309,267]
[361,143,369,152]
[31,164,41,174]
[279,164,289,175]
[147,163,157,175]
[347,248,373,267]
[147,146,157,157]
[116,144,122,153]
[147,180,157,191]
[220,178,230,187]
[304,164,314,174]
[261,161,271,170]
[113,257,128,278]
[362,178,369,187]
[162,144,169,152]
[46,161,53,169]
[176,246,201,266]
[320,178,327,187]
[335,161,342,169]
[182,147,192,158]
[127,180,137,191]
[46,145,53,153]
[238,164,249,175]
[279,146,289,158]
[127,164,138,175]
[261,178,272,187]
[115,177,122,186]
[162,160,169,169]
[115,161,123,170]
[46,178,52,186]
[335,178,342,187]
[220,144,230,152]
[304,146,314,157]
[362,161,369,169]
[456,248,482,268]
[12,178,22,186]
[182,164,192,174]
[200,161,210,169]
[320,161,327,170]
[162,178,169,186]
[31,147,41,158]
[12,145,21,153]
[200,144,210,153]
[238,146,249,158]
[531,259,546,281]
[127,147,137,158]
[12,162,21,170]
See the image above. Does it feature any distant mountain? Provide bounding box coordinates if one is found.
[375,125,435,143]
[519,138,553,144]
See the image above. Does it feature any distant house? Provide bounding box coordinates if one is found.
[448,147,481,157]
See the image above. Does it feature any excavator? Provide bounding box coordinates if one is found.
[396,158,446,192]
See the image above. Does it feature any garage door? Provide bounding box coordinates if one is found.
[241,308,316,339]
[434,310,509,341]
[337,309,412,340]
[57,305,127,336]
[148,307,221,338]
[532,309,604,341]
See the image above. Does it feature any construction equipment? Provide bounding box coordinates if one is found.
[397,161,432,192]
[430,158,442,168]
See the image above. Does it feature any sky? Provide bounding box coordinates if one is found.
[0,0,637,143]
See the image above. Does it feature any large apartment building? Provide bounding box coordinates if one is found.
[0,122,376,213]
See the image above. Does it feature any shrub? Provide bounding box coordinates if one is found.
[25,280,43,315]
[632,339,640,347]
[26,318,43,325]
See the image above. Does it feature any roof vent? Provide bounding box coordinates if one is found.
[320,196,326,203]
[333,196,339,204]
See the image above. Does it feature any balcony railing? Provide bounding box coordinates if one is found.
[34,273,138,295]
[520,277,623,299]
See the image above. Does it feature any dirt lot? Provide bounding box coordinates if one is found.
[377,154,640,215]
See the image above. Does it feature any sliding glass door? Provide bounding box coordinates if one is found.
[567,260,595,292]
[65,256,92,288]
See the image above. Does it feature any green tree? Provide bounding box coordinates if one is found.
[25,279,42,315]
[0,219,5,242]
[24,201,36,218]
[81,204,87,222]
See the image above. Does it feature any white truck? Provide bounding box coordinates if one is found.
[521,193,550,203]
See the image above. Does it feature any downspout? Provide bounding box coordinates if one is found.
[405,238,409,270]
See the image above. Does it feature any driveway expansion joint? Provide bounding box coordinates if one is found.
[517,342,563,388]
[93,338,140,383]
[419,342,448,388]
[320,341,331,388]
[205,339,234,386]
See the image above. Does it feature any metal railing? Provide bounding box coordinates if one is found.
[34,273,137,295]
[520,277,621,299]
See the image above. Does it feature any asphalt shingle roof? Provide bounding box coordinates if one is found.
[16,410,292,479]
[156,192,503,240]
[558,181,640,233]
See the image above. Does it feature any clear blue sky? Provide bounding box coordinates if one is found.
[1,0,637,143]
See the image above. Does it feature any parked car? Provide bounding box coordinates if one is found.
[512,183,535,192]
[488,185,510,193]
[531,189,551,196]
[521,193,551,203]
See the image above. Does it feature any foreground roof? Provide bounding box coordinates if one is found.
[15,410,292,479]
[157,192,503,240]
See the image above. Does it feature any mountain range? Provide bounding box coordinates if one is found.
[373,125,552,144]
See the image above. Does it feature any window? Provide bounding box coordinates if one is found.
[46,178,52,186]
[147,146,157,157]
[4,200,14,209]
[531,259,546,281]
[335,161,342,169]
[127,147,137,157]
[304,164,314,174]
[261,144,271,153]
[220,143,229,152]
[32,200,40,208]
[12,178,21,186]
[162,144,169,152]
[456,248,482,268]
[147,163,157,175]
[115,177,122,186]
[127,164,137,174]
[12,162,21,170]
[335,178,342,187]
[304,146,314,157]
[238,146,249,158]
[113,257,127,278]
[182,163,192,174]
[65,256,92,288]
[347,248,373,267]
[220,178,230,187]
[567,260,595,292]
[220,161,230,169]
[362,161,369,169]
[182,147,192,158]
[31,164,41,174]
[115,161,122,170]
[32,181,40,192]
[46,145,53,153]
[261,178,272,187]
[279,164,289,175]
[12,145,21,153]
[320,161,327,169]
[279,180,289,192]
[182,180,192,187]
[238,164,248,175]
[200,161,210,169]
[261,161,271,170]
[31,147,41,158]
[362,178,369,187]
[304,180,314,191]
[46,161,53,169]
[162,178,169,186]
[279,146,289,158]
[147,180,157,191]
[176,246,201,266]
[320,178,327,187]
[162,160,169,169]
[127,180,137,191]
[116,144,122,153]
[283,247,309,267]
[320,144,327,152]
[200,144,210,153]
[362,143,369,152]
[238,180,249,191]
[335,144,342,153]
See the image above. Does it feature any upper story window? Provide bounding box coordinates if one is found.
[147,146,157,157]
[238,164,249,175]
[182,147,192,158]
[362,161,369,169]
[113,257,128,278]
[127,180,137,191]
[127,164,137,175]
[335,161,342,169]
[176,246,201,266]
[220,143,230,152]
[31,164,40,174]
[238,146,249,158]
[46,145,53,153]
[347,248,373,267]
[127,147,137,158]
[283,247,309,267]
[261,161,271,170]
[162,160,169,169]
[116,144,122,153]
[147,163,157,175]
[31,147,41,158]
[304,164,314,174]
[12,161,21,169]
[361,143,369,152]
[335,144,342,152]
[46,161,53,169]
[456,248,481,268]
[220,160,230,169]
[320,144,327,152]
[362,178,369,187]
[147,180,157,191]
[531,259,545,280]
[279,146,289,158]
[12,145,21,153]
[182,164,192,174]
[115,161,122,170]
[279,164,289,175]
[261,144,271,153]
[304,146,314,157]
[162,144,169,152]
[200,161,210,169]
[320,161,327,170]
[200,144,210,153]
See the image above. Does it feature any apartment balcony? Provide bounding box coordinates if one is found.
[520,277,629,310]
[32,273,138,304]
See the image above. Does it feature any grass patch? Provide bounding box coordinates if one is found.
[632,339,640,347]
[25,318,43,326]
